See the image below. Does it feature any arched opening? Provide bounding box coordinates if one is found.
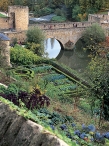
[44,38,64,59]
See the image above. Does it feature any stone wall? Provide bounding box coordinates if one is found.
[88,14,109,23]
[8,6,29,31]
[0,101,68,146]
[0,40,11,67]
[4,31,26,43]
[0,17,10,30]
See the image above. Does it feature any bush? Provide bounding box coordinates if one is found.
[10,44,42,65]
[0,87,50,110]
[51,16,66,22]
[5,83,18,95]
[34,7,54,17]
[54,8,66,17]
[0,85,7,94]
[82,23,105,47]
[12,67,34,79]
[26,27,45,56]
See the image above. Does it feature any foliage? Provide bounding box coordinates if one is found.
[26,27,45,56]
[0,85,7,94]
[34,7,54,17]
[81,23,105,50]
[0,0,10,11]
[12,67,34,79]
[43,73,66,82]
[54,8,66,17]
[33,107,109,146]
[0,87,50,110]
[1,0,109,22]
[84,55,109,122]
[31,65,52,73]
[72,5,81,21]
[51,16,66,22]
[10,44,42,65]
[5,83,18,95]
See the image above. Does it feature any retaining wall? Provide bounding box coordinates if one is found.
[0,101,68,146]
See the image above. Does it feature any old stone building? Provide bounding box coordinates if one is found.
[0,5,29,31]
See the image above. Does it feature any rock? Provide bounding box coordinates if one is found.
[12,120,43,146]
[0,116,25,146]
[0,102,69,146]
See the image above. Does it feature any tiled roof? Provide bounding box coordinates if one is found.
[0,33,10,41]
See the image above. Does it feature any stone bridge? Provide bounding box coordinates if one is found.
[0,5,109,50]
[29,22,93,49]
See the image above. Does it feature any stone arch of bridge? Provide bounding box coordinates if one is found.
[74,34,83,46]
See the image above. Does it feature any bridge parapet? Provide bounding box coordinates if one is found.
[29,21,95,30]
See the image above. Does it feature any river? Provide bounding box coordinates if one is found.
[45,38,91,73]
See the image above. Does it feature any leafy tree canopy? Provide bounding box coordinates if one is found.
[26,27,45,57]
[82,23,105,49]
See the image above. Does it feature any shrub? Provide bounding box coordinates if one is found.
[0,85,7,94]
[10,44,42,65]
[0,87,50,110]
[34,6,54,17]
[12,67,34,79]
[51,16,66,22]
[82,23,105,47]
[54,8,66,17]
[5,83,18,95]
[26,27,45,56]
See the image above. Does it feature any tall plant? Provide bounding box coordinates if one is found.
[82,23,105,47]
[85,54,109,125]
[26,27,45,57]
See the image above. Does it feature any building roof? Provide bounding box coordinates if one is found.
[0,33,10,41]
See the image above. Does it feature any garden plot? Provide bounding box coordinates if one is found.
[10,64,80,99]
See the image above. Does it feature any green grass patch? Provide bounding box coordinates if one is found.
[51,16,66,22]
[0,13,7,18]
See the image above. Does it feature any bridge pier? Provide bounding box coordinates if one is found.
[64,40,74,50]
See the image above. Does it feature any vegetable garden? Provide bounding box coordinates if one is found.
[1,63,109,146]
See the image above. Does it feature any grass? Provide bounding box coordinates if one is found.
[0,13,7,18]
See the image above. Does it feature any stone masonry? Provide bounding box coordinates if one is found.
[0,101,68,146]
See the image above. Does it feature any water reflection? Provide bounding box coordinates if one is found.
[44,38,61,58]
[45,38,91,72]
[57,49,90,72]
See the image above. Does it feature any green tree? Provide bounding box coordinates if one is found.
[72,5,81,21]
[26,27,45,57]
[82,23,105,50]
[85,54,109,125]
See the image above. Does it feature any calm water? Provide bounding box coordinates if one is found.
[45,38,91,72]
